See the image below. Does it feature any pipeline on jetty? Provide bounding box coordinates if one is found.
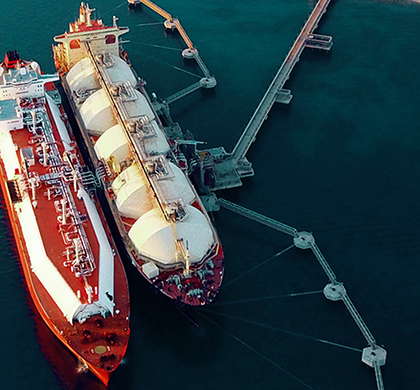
[143,0,337,200]
[231,0,334,173]
[218,198,386,390]
[128,2,387,389]
[152,0,336,197]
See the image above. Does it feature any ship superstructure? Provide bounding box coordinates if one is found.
[0,50,130,385]
[53,3,224,305]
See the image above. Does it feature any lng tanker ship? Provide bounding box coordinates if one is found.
[53,3,224,306]
[53,3,224,305]
[0,50,130,385]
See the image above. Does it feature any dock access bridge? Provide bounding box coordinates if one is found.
[130,2,387,388]
[152,0,334,194]
[139,0,332,194]
[205,0,334,191]
[135,0,217,97]
[217,198,386,390]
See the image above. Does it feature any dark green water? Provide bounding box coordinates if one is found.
[0,0,419,389]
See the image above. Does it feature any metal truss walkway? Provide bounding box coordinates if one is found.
[218,198,386,390]
[231,0,334,164]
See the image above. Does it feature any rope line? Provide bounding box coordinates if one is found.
[129,49,202,78]
[134,42,183,52]
[135,22,164,27]
[0,267,16,276]
[223,244,294,288]
[100,2,126,16]
[201,309,362,353]
[195,310,316,390]
[212,290,323,306]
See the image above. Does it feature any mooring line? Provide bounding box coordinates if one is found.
[0,267,15,276]
[223,244,295,289]
[212,290,323,306]
[129,49,202,78]
[135,22,164,27]
[134,42,183,52]
[201,309,362,353]
[100,2,126,16]
[195,310,315,390]
[287,290,323,297]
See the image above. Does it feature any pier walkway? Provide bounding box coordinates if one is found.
[231,0,333,165]
[165,81,202,105]
[148,0,336,195]
[218,198,386,390]
[131,3,386,389]
[139,0,172,21]
[139,0,216,100]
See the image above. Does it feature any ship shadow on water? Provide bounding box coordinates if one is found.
[110,266,222,389]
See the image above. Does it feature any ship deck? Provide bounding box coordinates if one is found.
[69,85,224,306]
[0,88,130,381]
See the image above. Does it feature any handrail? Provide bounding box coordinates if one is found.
[231,0,333,162]
[218,197,386,389]
[140,0,172,20]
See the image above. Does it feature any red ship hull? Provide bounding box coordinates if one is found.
[0,52,130,385]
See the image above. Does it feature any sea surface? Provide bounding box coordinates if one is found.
[0,0,419,389]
